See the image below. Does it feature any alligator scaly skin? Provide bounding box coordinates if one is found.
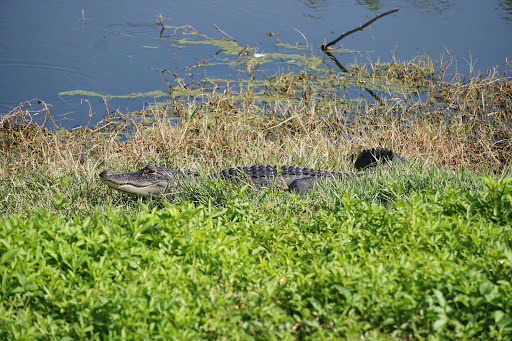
[99,148,403,196]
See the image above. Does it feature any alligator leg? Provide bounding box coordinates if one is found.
[288,176,323,194]
[288,172,365,194]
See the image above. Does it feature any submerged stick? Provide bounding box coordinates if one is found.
[321,8,400,50]
[213,24,237,42]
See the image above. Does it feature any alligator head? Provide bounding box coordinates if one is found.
[99,165,174,196]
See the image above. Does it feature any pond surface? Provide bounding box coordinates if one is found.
[1,0,511,128]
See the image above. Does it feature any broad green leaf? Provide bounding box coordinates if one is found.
[0,247,21,265]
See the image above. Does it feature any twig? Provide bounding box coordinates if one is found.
[156,16,198,39]
[213,24,237,42]
[322,8,400,50]
[291,28,309,49]
[237,45,251,61]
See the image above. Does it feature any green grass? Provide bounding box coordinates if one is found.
[1,172,511,340]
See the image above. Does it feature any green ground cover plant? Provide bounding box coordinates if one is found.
[1,175,511,339]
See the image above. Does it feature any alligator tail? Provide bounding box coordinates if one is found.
[289,148,403,194]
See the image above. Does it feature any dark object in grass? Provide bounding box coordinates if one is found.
[99,148,404,196]
[353,148,404,170]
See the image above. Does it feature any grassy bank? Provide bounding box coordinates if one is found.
[1,51,511,339]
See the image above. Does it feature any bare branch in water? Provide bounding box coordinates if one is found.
[321,8,400,50]
[213,24,237,42]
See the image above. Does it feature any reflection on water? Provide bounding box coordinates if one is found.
[355,0,385,12]
[403,0,452,14]
[499,0,512,22]
[354,0,453,13]
[301,0,511,21]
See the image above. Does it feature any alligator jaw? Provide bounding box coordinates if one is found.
[99,165,170,196]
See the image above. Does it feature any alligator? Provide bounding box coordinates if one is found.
[99,148,404,196]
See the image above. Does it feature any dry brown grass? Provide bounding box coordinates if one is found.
[1,57,511,191]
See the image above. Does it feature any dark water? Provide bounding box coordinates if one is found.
[1,0,511,128]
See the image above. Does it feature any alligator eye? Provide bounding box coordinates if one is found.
[145,165,158,175]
